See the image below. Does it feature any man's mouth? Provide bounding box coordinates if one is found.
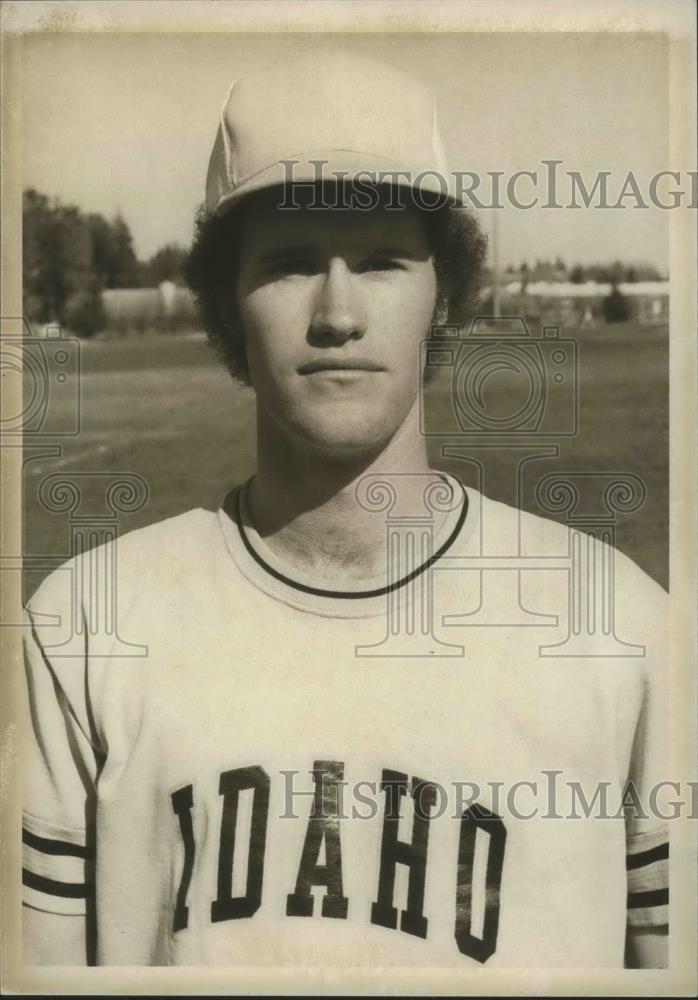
[298,358,386,375]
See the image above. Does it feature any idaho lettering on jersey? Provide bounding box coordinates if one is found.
[286,760,349,919]
[455,802,507,963]
[171,761,507,963]
[171,785,195,932]
[211,765,270,923]
[370,768,437,939]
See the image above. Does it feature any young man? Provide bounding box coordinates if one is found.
[22,50,669,968]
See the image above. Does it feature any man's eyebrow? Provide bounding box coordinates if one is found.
[258,246,316,263]
[256,244,417,264]
[365,246,416,258]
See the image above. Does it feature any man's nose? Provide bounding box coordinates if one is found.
[308,258,367,345]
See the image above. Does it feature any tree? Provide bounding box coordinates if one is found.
[569,264,586,284]
[105,214,140,288]
[87,211,142,288]
[65,288,107,337]
[23,190,95,324]
[609,260,625,285]
[23,189,55,322]
[520,261,530,294]
[141,243,188,286]
[553,255,567,277]
[602,285,631,323]
[23,190,142,332]
[87,213,117,286]
[634,263,663,281]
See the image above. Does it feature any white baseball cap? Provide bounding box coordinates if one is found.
[205,48,454,216]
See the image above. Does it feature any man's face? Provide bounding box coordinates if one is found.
[234,190,438,456]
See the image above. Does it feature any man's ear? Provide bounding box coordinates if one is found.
[216,289,252,386]
[217,290,247,352]
[216,288,235,333]
[431,294,449,329]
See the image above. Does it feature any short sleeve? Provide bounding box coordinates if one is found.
[21,572,102,916]
[622,574,670,929]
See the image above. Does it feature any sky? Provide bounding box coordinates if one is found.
[20,30,671,272]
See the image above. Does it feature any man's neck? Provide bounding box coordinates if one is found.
[247,405,451,581]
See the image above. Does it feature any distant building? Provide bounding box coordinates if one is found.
[628,283,670,325]
[101,282,198,334]
[482,279,669,327]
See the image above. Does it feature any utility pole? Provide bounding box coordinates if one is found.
[491,210,501,319]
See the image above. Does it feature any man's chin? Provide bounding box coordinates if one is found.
[290,418,397,460]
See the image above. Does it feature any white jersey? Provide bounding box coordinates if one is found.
[21,481,669,967]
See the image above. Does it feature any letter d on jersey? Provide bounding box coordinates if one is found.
[211,766,271,922]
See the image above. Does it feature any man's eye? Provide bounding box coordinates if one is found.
[268,259,318,277]
[359,257,404,273]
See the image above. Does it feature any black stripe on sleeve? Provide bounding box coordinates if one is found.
[22,827,93,860]
[627,888,669,909]
[22,867,93,899]
[626,842,669,870]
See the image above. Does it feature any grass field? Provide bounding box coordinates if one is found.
[22,322,668,599]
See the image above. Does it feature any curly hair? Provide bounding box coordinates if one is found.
[184,184,488,385]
